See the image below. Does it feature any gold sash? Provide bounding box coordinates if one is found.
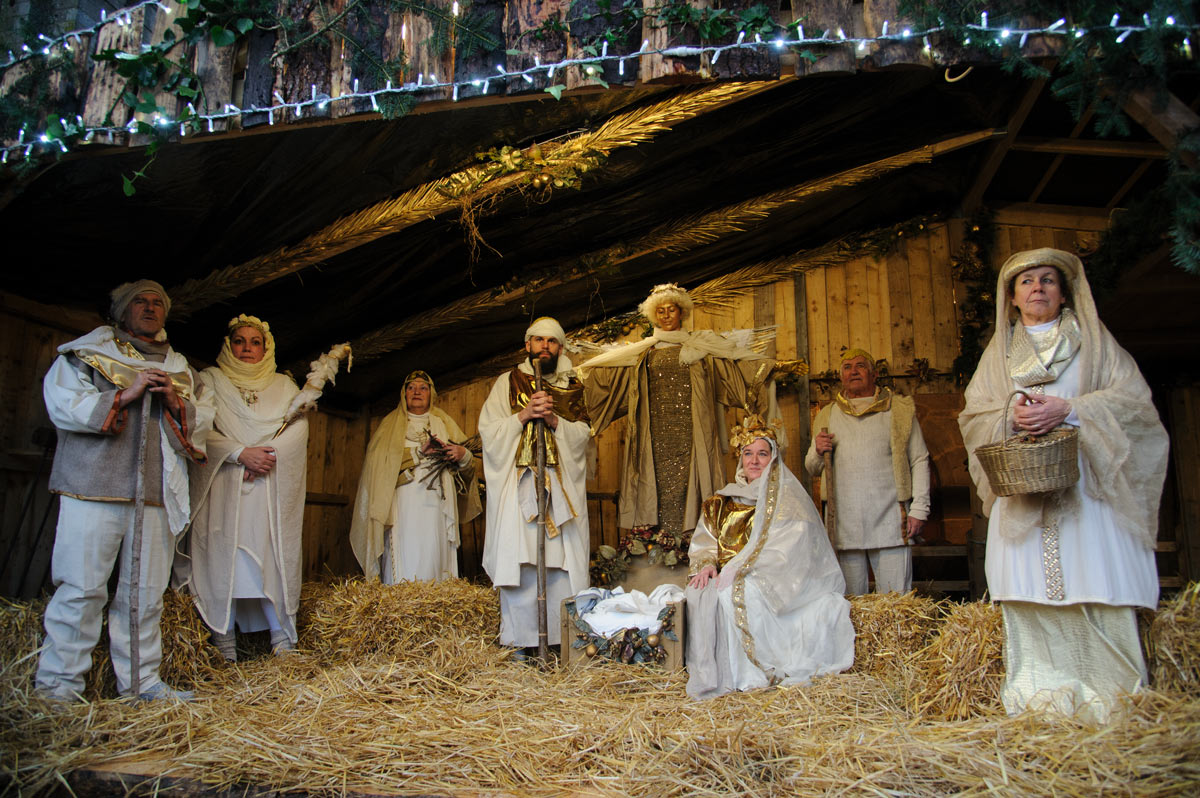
[75,346,194,399]
[508,367,588,468]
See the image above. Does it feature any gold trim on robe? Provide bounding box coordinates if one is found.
[508,366,588,468]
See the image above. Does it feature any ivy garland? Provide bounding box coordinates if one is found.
[0,0,501,191]
[566,599,677,666]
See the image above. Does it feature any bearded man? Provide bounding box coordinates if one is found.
[37,279,213,701]
[479,317,590,654]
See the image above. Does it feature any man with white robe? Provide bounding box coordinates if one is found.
[37,279,213,701]
[805,348,931,595]
[479,318,591,652]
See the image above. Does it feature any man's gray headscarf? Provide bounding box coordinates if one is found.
[110,279,172,324]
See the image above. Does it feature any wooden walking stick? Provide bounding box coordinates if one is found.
[532,360,550,665]
[821,426,837,542]
[128,390,152,697]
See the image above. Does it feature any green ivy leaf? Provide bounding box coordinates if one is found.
[113,51,140,61]
[210,26,236,47]
[122,176,136,196]
[544,84,565,100]
[135,97,159,113]
[176,86,199,99]
[236,17,254,34]
[122,90,139,108]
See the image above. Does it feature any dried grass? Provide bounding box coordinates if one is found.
[3,581,1199,797]
[1146,582,1200,697]
[907,600,1005,720]
[847,591,945,679]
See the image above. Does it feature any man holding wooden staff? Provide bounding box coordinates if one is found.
[805,348,930,595]
[36,280,213,701]
[479,317,590,658]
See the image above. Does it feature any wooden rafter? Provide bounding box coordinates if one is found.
[1122,87,1200,166]
[1011,138,1167,159]
[1028,107,1095,203]
[959,74,1049,217]
[339,130,999,379]
[166,81,776,317]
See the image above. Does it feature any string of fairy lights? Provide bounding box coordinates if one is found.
[2,7,1196,165]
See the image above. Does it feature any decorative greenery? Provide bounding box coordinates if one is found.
[951,212,997,384]
[566,600,677,666]
[900,1,1200,274]
[0,0,501,186]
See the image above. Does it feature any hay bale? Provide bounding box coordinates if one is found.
[298,577,499,662]
[5,582,1200,797]
[907,601,1004,720]
[159,589,230,689]
[1146,581,1200,696]
[848,592,944,680]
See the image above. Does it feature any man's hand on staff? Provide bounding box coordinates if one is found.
[905,515,926,541]
[518,390,558,430]
[238,446,277,480]
[814,429,836,455]
[118,369,184,417]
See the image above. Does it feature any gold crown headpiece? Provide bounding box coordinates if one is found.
[729,413,780,450]
[227,313,270,338]
[639,282,694,322]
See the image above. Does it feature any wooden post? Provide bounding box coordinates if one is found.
[792,276,812,491]
[128,392,152,697]
[532,360,549,664]
[820,426,836,541]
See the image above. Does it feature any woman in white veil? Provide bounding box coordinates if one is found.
[686,414,854,699]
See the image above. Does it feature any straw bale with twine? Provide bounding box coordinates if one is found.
[3,580,1199,796]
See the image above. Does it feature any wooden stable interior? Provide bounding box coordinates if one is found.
[3,0,1200,604]
[4,212,1199,601]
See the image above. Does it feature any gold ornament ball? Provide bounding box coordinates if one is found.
[646,634,660,648]
[585,644,599,657]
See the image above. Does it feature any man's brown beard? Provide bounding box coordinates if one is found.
[528,351,559,374]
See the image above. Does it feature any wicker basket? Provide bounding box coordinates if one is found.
[974,391,1079,497]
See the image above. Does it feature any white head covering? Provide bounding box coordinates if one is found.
[216,314,278,391]
[639,282,694,324]
[525,316,567,345]
[109,279,171,342]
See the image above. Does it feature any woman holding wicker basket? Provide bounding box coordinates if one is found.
[959,248,1168,722]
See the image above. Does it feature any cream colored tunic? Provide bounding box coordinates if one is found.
[804,402,930,551]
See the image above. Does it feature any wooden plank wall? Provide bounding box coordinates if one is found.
[0,294,368,598]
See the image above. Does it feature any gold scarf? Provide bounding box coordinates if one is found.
[508,366,588,468]
[833,385,892,417]
[1007,307,1082,387]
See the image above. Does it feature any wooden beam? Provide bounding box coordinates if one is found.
[168,81,772,317]
[959,75,1049,217]
[1107,159,1154,210]
[1122,87,1200,166]
[990,202,1113,231]
[1010,138,1167,159]
[1029,106,1095,203]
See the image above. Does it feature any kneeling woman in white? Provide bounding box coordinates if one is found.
[686,416,854,699]
[178,315,307,659]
